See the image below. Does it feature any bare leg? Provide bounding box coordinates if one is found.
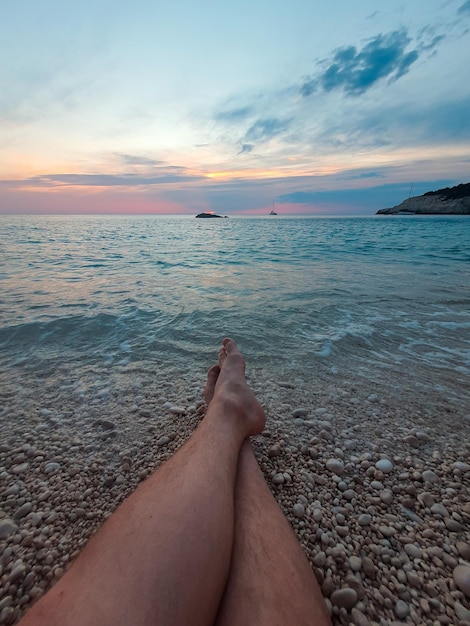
[19,338,265,626]
[203,372,331,626]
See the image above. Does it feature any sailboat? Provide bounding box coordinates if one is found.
[269,201,278,215]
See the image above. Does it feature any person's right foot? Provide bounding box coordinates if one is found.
[205,338,266,437]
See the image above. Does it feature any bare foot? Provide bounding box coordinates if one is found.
[204,364,220,406]
[205,338,266,437]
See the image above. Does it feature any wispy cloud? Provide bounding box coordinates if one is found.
[214,106,253,122]
[243,117,292,143]
[458,0,470,14]
[114,153,165,167]
[1,169,205,189]
[300,30,419,97]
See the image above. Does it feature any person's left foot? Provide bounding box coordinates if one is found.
[204,365,220,406]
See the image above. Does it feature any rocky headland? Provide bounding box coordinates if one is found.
[377,183,470,215]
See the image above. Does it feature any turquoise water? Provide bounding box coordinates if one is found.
[1,215,469,406]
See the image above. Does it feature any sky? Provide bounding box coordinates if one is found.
[1,0,469,215]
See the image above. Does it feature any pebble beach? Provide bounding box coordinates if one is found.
[1,215,469,625]
[1,360,469,626]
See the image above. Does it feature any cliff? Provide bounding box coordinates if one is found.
[376,183,470,215]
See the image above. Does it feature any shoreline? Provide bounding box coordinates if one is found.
[1,366,469,625]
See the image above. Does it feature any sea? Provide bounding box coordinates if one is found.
[1,214,469,420]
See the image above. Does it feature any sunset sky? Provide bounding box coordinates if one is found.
[1,0,469,215]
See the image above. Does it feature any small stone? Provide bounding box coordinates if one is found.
[326,459,345,475]
[404,544,422,559]
[453,565,470,598]
[349,556,362,571]
[101,420,115,429]
[406,571,421,588]
[358,513,371,526]
[430,503,448,517]
[375,459,393,473]
[11,462,29,474]
[313,551,327,567]
[312,508,322,522]
[452,461,470,473]
[419,492,435,507]
[362,557,376,579]
[379,525,396,537]
[455,601,470,621]
[156,436,170,446]
[351,607,370,626]
[331,587,358,610]
[456,542,470,560]
[395,599,409,619]
[422,469,438,483]
[268,445,281,458]
[292,408,308,417]
[367,394,379,403]
[272,473,284,485]
[13,502,33,519]
[169,406,185,415]
[444,517,461,532]
[8,561,26,583]
[380,490,393,505]
[45,462,61,473]
[293,503,305,518]
[0,519,18,540]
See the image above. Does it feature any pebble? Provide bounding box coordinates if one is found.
[455,601,470,621]
[430,503,449,517]
[44,462,61,473]
[419,492,435,507]
[456,542,470,560]
[330,587,358,609]
[292,503,305,518]
[8,561,26,583]
[268,445,281,458]
[453,565,470,598]
[395,599,410,618]
[0,518,18,539]
[326,459,345,475]
[362,557,376,579]
[13,502,33,519]
[351,607,370,626]
[452,461,470,473]
[404,543,422,559]
[169,406,185,415]
[422,469,438,483]
[349,556,362,571]
[292,408,308,417]
[272,473,285,485]
[375,459,394,473]
[358,513,371,526]
[444,517,461,532]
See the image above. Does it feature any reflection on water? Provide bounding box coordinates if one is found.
[1,215,469,404]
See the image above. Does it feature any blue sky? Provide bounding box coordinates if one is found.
[1,0,469,214]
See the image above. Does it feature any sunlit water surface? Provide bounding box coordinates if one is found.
[1,215,469,409]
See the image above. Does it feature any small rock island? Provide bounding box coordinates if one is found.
[195,212,228,218]
[377,183,470,215]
